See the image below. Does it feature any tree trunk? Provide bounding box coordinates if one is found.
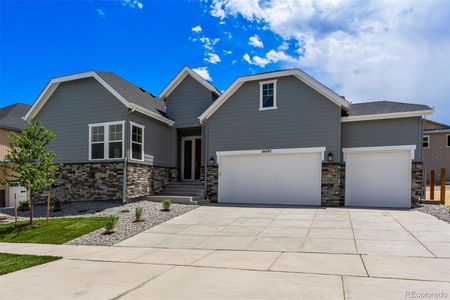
[28,191,33,225]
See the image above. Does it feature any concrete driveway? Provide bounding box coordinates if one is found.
[1,205,450,299]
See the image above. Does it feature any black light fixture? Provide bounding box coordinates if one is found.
[327,152,333,162]
[209,156,215,165]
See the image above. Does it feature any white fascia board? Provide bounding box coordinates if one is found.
[341,110,434,123]
[199,69,350,122]
[216,147,327,160]
[342,145,416,160]
[159,66,221,99]
[424,129,450,134]
[130,104,175,126]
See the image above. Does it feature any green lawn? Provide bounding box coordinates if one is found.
[0,217,110,244]
[0,253,61,275]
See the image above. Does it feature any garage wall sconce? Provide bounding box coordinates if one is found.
[209,157,215,165]
[327,152,333,162]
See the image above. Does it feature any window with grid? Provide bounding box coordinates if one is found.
[131,123,144,160]
[89,122,123,160]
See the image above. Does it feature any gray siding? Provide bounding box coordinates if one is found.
[206,75,342,161]
[423,132,450,181]
[36,78,127,163]
[165,75,214,128]
[128,111,175,167]
[341,117,423,161]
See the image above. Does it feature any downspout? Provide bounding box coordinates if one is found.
[202,121,208,199]
[122,107,134,203]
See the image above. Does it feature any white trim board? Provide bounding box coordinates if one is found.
[216,147,327,161]
[341,110,434,122]
[129,121,145,162]
[159,66,221,99]
[25,71,175,126]
[199,69,350,122]
[342,145,416,161]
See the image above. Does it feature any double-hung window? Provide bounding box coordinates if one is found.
[447,134,450,148]
[89,121,124,160]
[422,135,430,149]
[259,80,277,110]
[130,122,144,161]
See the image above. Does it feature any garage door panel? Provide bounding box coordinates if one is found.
[218,151,322,206]
[345,150,412,208]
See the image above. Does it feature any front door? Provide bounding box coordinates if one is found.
[181,136,201,181]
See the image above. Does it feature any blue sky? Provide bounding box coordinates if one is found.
[1,0,449,123]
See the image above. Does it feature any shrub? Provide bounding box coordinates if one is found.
[104,216,117,233]
[52,199,62,212]
[135,207,143,222]
[161,199,172,211]
[18,201,30,211]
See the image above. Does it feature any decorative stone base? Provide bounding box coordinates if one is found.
[321,163,345,206]
[33,163,124,203]
[412,162,424,205]
[204,165,218,202]
[126,163,176,200]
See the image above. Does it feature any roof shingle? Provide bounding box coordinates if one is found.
[348,101,433,116]
[0,103,31,131]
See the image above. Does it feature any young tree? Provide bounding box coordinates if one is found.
[0,121,61,225]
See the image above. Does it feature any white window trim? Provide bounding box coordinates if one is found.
[259,80,277,111]
[342,145,416,161]
[130,121,145,161]
[423,135,430,149]
[446,134,450,148]
[88,121,125,161]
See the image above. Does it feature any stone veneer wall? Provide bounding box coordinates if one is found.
[321,163,345,206]
[126,163,177,200]
[411,162,424,205]
[33,163,124,203]
[203,165,218,202]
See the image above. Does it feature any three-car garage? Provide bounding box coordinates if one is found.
[216,146,416,208]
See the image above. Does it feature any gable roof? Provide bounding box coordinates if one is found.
[0,103,31,131]
[423,119,449,129]
[198,68,351,122]
[159,66,221,99]
[25,71,174,126]
[342,101,434,122]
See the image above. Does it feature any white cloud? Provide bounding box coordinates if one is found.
[209,0,450,122]
[243,49,296,67]
[192,25,202,33]
[96,9,106,19]
[205,52,221,64]
[223,49,232,55]
[199,36,220,51]
[248,34,264,48]
[243,53,252,64]
[121,0,143,10]
[192,67,212,81]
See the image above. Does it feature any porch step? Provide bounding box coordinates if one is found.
[156,181,207,205]
[147,195,209,205]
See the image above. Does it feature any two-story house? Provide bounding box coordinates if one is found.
[25,67,433,208]
[0,103,30,207]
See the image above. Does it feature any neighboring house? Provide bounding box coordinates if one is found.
[0,103,31,207]
[25,67,434,208]
[423,119,450,182]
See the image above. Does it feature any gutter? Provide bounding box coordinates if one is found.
[203,122,208,198]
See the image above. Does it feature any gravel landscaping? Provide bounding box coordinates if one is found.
[414,204,450,224]
[0,200,197,246]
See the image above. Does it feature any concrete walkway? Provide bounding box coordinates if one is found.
[1,206,450,299]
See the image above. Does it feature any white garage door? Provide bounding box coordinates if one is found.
[344,146,415,208]
[217,148,324,205]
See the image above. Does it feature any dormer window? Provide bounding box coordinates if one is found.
[259,80,277,110]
